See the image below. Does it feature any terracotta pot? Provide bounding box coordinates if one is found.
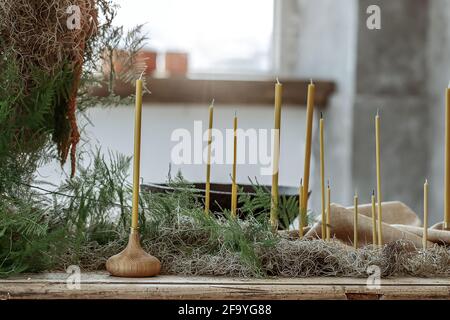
[103,49,158,76]
[165,51,188,76]
[136,50,157,75]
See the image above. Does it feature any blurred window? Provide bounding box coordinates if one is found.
[114,0,274,74]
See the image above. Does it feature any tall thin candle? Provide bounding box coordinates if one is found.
[320,113,326,239]
[371,190,377,245]
[131,78,143,230]
[301,80,315,225]
[326,181,331,241]
[270,79,283,229]
[354,191,358,249]
[298,179,304,238]
[204,99,214,215]
[375,111,383,246]
[423,179,429,250]
[231,112,238,217]
[445,84,450,230]
[106,76,161,278]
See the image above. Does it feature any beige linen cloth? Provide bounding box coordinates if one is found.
[304,201,450,248]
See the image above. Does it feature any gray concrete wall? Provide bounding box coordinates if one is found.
[277,0,358,213]
[288,0,449,224]
[427,0,450,224]
[352,0,432,222]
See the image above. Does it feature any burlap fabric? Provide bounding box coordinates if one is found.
[304,201,450,248]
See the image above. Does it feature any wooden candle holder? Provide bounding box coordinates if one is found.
[106,228,161,277]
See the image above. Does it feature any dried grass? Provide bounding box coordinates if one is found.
[0,0,97,75]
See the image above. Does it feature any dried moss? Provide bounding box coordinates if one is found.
[57,216,450,278]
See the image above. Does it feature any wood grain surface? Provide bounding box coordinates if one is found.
[1,273,449,300]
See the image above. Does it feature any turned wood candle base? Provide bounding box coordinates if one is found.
[106,229,161,277]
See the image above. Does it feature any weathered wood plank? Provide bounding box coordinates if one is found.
[1,273,449,300]
[3,272,450,285]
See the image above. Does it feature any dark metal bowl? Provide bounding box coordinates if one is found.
[141,182,300,213]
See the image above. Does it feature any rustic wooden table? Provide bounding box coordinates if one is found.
[1,272,449,300]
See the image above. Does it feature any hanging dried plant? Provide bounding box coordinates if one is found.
[0,0,146,177]
[1,0,97,176]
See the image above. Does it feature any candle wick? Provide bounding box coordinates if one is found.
[300,178,303,185]
[372,189,375,196]
[327,179,330,188]
[448,81,450,88]
[320,112,323,119]
[139,70,145,80]
[376,108,380,117]
[211,98,215,106]
[310,78,313,85]
[234,110,237,117]
[276,77,280,85]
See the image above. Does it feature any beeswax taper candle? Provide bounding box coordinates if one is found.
[423,179,429,250]
[326,181,331,241]
[320,112,326,239]
[231,112,238,217]
[375,111,383,246]
[371,190,377,245]
[270,79,282,229]
[301,80,315,225]
[445,84,450,230]
[354,191,358,249]
[106,76,161,278]
[131,78,143,230]
[298,179,304,238]
[204,99,214,215]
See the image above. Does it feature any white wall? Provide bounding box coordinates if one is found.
[39,103,306,189]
